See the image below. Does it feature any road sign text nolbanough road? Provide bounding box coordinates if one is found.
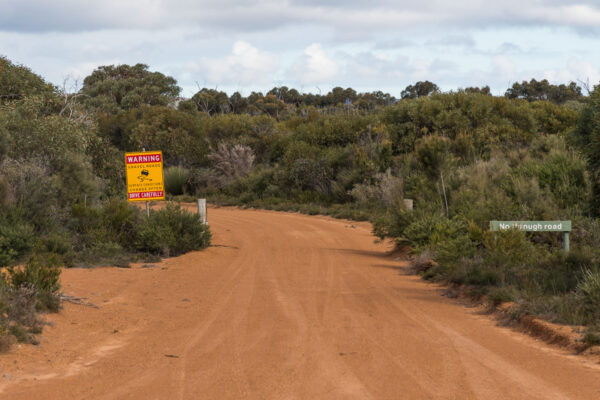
[489,220,571,252]
[125,151,165,202]
[489,221,571,232]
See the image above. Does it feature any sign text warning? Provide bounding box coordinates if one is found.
[125,151,165,202]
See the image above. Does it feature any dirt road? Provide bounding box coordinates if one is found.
[1,206,599,399]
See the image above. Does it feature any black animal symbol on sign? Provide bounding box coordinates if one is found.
[138,169,153,182]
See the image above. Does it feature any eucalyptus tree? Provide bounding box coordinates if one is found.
[81,64,181,114]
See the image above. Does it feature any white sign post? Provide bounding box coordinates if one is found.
[197,199,207,225]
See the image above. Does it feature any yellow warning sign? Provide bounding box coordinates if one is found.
[125,151,165,202]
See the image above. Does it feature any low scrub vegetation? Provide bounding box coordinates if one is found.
[374,132,600,339]
[70,200,210,266]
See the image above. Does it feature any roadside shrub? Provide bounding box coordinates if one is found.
[531,250,595,295]
[135,204,211,256]
[9,324,32,343]
[372,205,414,240]
[402,213,447,249]
[351,169,403,209]
[577,269,600,321]
[164,166,190,196]
[429,218,475,265]
[42,232,72,256]
[464,261,500,287]
[0,260,57,350]
[5,284,39,329]
[0,327,15,352]
[102,199,141,246]
[488,286,516,306]
[0,222,36,267]
[136,222,174,256]
[482,229,537,287]
[69,200,143,258]
[8,255,61,312]
[409,250,437,274]
[69,203,109,248]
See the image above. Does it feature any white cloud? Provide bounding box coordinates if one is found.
[492,55,516,79]
[3,1,600,34]
[2,1,600,97]
[541,59,600,86]
[63,61,120,82]
[523,4,600,27]
[186,41,279,86]
[291,43,340,85]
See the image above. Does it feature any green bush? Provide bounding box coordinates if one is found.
[0,256,60,351]
[135,204,211,256]
[42,232,73,256]
[69,203,110,248]
[402,213,447,248]
[531,250,594,295]
[350,169,403,209]
[69,200,143,263]
[68,200,214,264]
[102,199,142,246]
[0,222,36,267]
[488,286,516,306]
[482,229,537,287]
[5,284,39,330]
[8,255,62,312]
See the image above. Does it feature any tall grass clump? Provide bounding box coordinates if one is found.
[576,269,600,324]
[164,166,190,196]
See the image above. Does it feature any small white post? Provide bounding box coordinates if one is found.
[146,201,150,217]
[197,198,207,224]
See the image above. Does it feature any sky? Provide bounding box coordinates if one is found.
[1,0,600,98]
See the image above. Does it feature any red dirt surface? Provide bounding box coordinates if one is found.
[1,205,599,399]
